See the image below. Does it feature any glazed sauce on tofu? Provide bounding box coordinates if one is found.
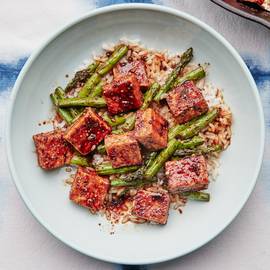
[105,81,141,113]
[113,60,149,88]
[72,118,108,154]
[103,74,142,115]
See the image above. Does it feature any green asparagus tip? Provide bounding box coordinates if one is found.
[182,191,210,202]
[70,155,90,167]
[58,96,106,108]
[97,144,106,154]
[110,178,156,187]
[96,163,140,175]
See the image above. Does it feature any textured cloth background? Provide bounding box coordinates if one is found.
[0,0,269,269]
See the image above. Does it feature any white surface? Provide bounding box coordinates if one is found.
[6,3,264,266]
[0,0,92,63]
[1,0,270,269]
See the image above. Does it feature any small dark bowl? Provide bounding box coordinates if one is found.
[211,0,270,29]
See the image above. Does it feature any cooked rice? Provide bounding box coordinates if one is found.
[68,40,232,224]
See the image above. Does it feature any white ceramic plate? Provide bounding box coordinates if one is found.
[7,4,264,265]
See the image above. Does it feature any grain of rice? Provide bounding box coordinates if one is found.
[129,215,146,224]
[122,214,130,224]
[129,188,137,196]
[116,187,126,196]
[64,178,74,185]
[92,154,104,166]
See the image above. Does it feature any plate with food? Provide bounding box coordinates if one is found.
[7,4,264,265]
[211,0,270,28]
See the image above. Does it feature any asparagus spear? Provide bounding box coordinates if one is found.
[173,144,223,157]
[154,48,193,101]
[78,45,128,98]
[114,113,136,134]
[96,163,140,175]
[54,86,65,98]
[177,136,205,149]
[182,191,210,202]
[122,113,136,130]
[144,136,204,180]
[141,82,160,110]
[89,81,103,98]
[69,108,81,118]
[178,108,218,139]
[50,90,73,124]
[54,87,82,120]
[168,120,194,141]
[97,143,106,154]
[65,78,101,117]
[173,66,206,88]
[78,73,102,98]
[58,96,106,108]
[145,151,158,169]
[102,112,126,127]
[110,178,155,187]
[97,45,128,76]
[114,152,158,183]
[50,92,59,105]
[65,62,99,93]
[121,168,145,181]
[110,179,140,187]
[70,155,90,167]
[168,108,219,140]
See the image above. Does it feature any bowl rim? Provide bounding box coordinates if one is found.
[6,3,265,265]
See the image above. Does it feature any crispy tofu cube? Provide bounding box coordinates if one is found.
[64,108,111,155]
[103,75,143,115]
[33,130,73,170]
[132,189,170,224]
[104,133,142,168]
[69,167,109,212]
[113,60,150,88]
[134,108,168,150]
[165,155,208,193]
[166,81,208,124]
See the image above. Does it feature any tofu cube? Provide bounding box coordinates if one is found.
[134,108,168,150]
[64,108,111,155]
[132,189,170,224]
[165,155,208,193]
[70,167,109,212]
[104,133,142,168]
[113,60,150,88]
[33,130,73,170]
[103,74,143,115]
[166,81,208,124]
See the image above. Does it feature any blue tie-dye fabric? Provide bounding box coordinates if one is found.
[0,57,27,92]
[242,56,270,88]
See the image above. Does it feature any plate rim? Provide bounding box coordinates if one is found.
[6,3,265,265]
